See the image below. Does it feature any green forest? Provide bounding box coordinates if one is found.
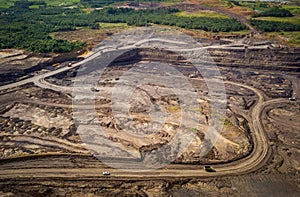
[253,7,294,18]
[250,19,300,32]
[0,1,246,53]
[1,0,299,53]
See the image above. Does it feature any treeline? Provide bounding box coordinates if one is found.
[81,0,167,8]
[253,7,293,17]
[1,2,298,54]
[5,0,47,9]
[38,7,245,32]
[0,22,84,53]
[38,7,246,32]
[0,6,84,53]
[250,19,300,32]
[0,5,247,53]
[89,8,246,31]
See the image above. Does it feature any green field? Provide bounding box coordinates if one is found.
[0,0,81,8]
[0,0,174,8]
[0,0,14,8]
[282,5,300,15]
[39,0,81,7]
[255,16,300,25]
[176,11,230,19]
[1,0,299,52]
[278,31,300,46]
[266,31,300,47]
[99,22,129,30]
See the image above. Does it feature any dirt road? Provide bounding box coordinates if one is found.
[0,36,284,180]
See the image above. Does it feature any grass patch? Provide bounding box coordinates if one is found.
[282,5,300,15]
[176,11,230,19]
[0,0,81,8]
[29,4,40,9]
[265,31,300,47]
[99,22,129,30]
[42,0,80,7]
[0,0,14,8]
[254,16,300,25]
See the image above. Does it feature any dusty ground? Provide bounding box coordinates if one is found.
[0,49,83,86]
[262,103,300,175]
[0,60,251,164]
[0,35,299,196]
[0,173,298,196]
[51,23,129,50]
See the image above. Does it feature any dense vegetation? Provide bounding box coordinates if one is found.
[0,1,246,53]
[253,7,294,18]
[250,19,300,32]
[0,6,85,53]
[0,0,171,8]
[81,0,168,7]
[89,8,246,31]
[1,0,299,53]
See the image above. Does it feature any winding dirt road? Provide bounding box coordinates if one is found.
[0,37,284,179]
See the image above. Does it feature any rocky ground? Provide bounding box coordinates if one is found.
[0,49,83,86]
[0,62,251,164]
[0,36,299,196]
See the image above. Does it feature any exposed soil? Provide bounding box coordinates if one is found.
[0,49,84,85]
[0,36,299,196]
